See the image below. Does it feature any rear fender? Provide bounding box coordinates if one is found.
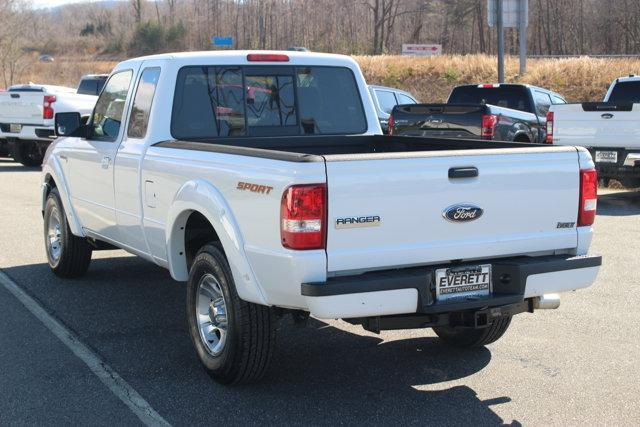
[165,179,267,305]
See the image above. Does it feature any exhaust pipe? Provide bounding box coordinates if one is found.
[533,294,561,310]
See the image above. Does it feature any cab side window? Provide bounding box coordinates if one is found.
[375,90,398,114]
[90,70,133,142]
[127,67,161,139]
[397,93,417,105]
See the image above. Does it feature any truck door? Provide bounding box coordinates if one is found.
[113,64,162,255]
[66,69,135,241]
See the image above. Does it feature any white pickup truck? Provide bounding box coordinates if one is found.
[548,75,640,187]
[42,51,601,384]
[0,75,106,166]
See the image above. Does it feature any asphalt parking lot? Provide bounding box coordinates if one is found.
[0,157,639,426]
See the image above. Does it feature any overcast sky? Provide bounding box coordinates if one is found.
[32,0,122,9]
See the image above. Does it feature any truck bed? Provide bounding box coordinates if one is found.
[154,134,549,161]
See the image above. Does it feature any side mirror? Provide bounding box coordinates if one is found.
[55,112,87,137]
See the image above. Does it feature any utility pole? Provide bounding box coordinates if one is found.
[497,0,505,82]
[518,0,527,75]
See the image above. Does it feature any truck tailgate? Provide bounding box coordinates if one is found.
[393,104,485,138]
[325,147,580,273]
[0,92,45,125]
[552,103,640,148]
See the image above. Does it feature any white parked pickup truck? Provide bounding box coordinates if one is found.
[42,51,602,384]
[0,75,106,166]
[548,75,640,187]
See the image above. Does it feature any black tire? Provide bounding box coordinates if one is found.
[620,178,640,189]
[44,188,92,278]
[12,140,44,167]
[186,244,276,384]
[433,315,512,348]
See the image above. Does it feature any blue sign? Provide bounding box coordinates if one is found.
[212,36,234,46]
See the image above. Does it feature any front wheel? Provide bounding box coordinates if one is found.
[44,188,93,278]
[186,244,276,384]
[433,315,512,348]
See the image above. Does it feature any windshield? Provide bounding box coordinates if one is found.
[171,65,367,139]
[448,86,532,112]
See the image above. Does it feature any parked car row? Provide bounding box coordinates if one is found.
[0,74,107,165]
[40,50,601,384]
[389,78,640,187]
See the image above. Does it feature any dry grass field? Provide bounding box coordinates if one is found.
[357,54,640,102]
[15,54,640,103]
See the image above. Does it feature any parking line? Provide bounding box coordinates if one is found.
[0,270,171,427]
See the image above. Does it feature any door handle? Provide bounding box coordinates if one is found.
[449,167,479,179]
[101,156,111,169]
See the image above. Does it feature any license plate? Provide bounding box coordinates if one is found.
[435,264,492,301]
[9,123,21,133]
[595,151,617,163]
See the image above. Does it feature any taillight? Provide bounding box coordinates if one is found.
[281,184,326,250]
[43,95,56,119]
[578,168,597,226]
[247,53,289,62]
[481,114,498,138]
[545,111,554,143]
[387,113,394,135]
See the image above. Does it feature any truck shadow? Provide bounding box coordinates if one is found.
[0,158,41,172]
[597,190,640,216]
[3,255,517,425]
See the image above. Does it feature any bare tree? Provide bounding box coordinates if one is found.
[131,0,142,24]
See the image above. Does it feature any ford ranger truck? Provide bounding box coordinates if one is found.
[0,76,103,166]
[391,84,566,143]
[42,51,601,384]
[548,75,640,188]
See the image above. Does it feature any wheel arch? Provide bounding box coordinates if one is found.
[165,180,267,305]
[512,132,531,143]
[41,161,84,237]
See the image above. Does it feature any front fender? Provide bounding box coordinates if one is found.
[42,156,84,237]
[165,179,267,306]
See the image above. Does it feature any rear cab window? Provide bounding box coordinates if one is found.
[448,86,532,113]
[608,81,640,103]
[171,66,367,139]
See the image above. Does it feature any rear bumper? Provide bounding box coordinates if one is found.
[302,254,602,319]
[0,123,55,141]
[589,148,640,179]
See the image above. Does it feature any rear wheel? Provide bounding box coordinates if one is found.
[186,244,276,384]
[434,315,512,348]
[12,140,45,167]
[44,188,92,278]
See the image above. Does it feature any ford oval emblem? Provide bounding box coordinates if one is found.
[443,204,484,222]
